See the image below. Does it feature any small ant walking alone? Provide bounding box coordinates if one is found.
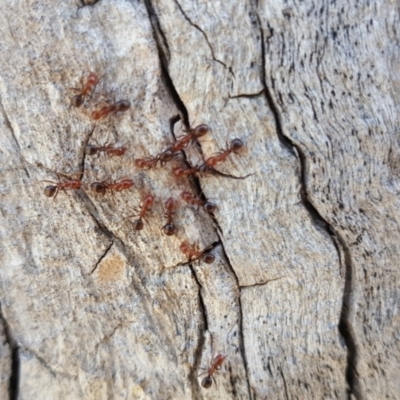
[199,354,227,388]
[91,100,131,120]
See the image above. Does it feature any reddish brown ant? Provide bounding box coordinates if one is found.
[90,178,134,195]
[180,192,217,214]
[169,124,209,152]
[126,194,155,231]
[199,354,227,388]
[162,197,177,236]
[70,72,100,107]
[180,241,215,264]
[85,142,127,157]
[135,149,176,169]
[134,157,158,169]
[91,100,130,120]
[42,172,82,199]
[205,138,244,168]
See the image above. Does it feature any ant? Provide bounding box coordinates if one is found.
[180,241,215,264]
[91,100,130,120]
[70,72,100,108]
[204,138,244,168]
[42,172,82,199]
[126,194,155,231]
[90,178,134,195]
[169,124,209,152]
[134,149,176,169]
[172,164,203,178]
[162,197,176,236]
[180,192,216,214]
[85,142,127,157]
[199,354,227,388]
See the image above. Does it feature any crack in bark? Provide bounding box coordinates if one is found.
[22,347,77,379]
[173,0,233,74]
[89,239,114,275]
[215,238,253,400]
[187,263,207,399]
[280,368,290,400]
[0,96,31,179]
[229,89,265,99]
[256,14,363,399]
[240,276,286,289]
[144,3,251,397]
[0,303,20,400]
[79,124,97,180]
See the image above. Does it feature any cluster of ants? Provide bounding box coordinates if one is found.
[42,71,241,387]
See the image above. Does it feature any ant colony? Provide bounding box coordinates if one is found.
[41,68,245,389]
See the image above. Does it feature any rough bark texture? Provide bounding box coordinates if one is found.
[0,0,398,399]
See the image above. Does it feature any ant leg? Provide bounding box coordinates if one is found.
[53,187,60,200]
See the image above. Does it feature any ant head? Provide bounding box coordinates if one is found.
[116,100,130,112]
[85,144,98,156]
[162,223,175,236]
[133,219,144,231]
[193,124,209,138]
[71,94,84,107]
[159,149,174,163]
[230,138,244,153]
[201,253,215,264]
[44,185,57,198]
[203,201,217,214]
[201,375,213,389]
[90,182,106,195]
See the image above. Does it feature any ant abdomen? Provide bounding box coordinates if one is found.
[44,185,57,198]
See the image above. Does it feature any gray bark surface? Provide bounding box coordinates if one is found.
[0,0,398,399]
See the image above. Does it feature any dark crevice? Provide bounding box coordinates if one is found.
[145,3,251,397]
[0,303,20,400]
[240,276,286,289]
[144,0,188,125]
[337,233,363,400]
[79,124,97,179]
[75,190,115,240]
[187,263,207,399]
[216,239,252,399]
[173,0,232,73]
[23,347,76,379]
[0,96,31,179]
[90,239,114,275]
[280,368,290,400]
[229,89,265,99]
[256,14,362,399]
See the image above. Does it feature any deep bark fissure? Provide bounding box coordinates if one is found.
[217,243,253,400]
[256,16,362,399]
[144,3,254,397]
[0,303,20,400]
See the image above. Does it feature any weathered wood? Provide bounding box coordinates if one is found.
[0,0,398,399]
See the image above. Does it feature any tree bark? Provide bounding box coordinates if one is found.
[0,0,398,399]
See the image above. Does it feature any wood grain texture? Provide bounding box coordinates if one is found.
[0,0,397,399]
